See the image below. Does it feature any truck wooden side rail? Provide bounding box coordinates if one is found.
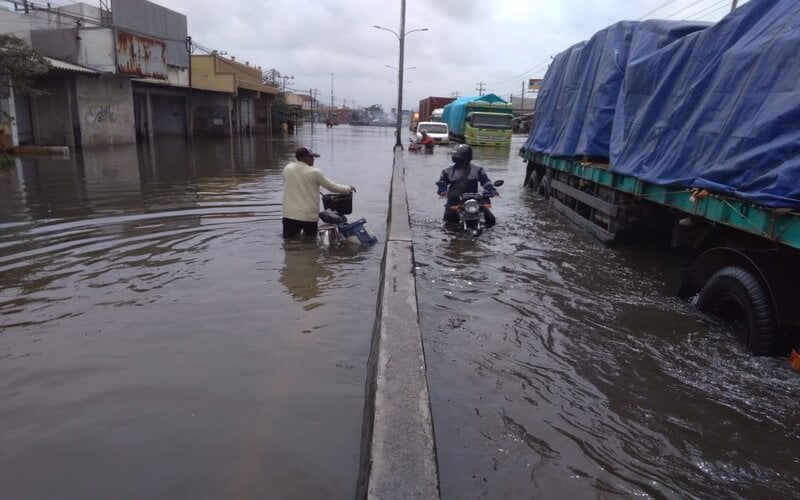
[522,151,800,360]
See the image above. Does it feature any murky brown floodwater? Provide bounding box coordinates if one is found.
[3,127,799,499]
[405,135,800,499]
[0,126,393,499]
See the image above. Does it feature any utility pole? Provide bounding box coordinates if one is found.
[280,75,294,92]
[312,88,321,131]
[330,73,335,120]
[476,82,485,95]
[450,91,460,98]
[521,80,525,114]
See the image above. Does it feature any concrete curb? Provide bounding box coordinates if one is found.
[356,150,439,499]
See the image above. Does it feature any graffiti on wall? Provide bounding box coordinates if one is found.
[85,104,116,126]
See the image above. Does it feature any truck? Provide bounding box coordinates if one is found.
[520,2,800,367]
[442,94,513,147]
[409,111,420,131]
[430,108,443,122]
[418,96,455,123]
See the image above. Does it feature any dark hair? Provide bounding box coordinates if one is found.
[295,147,320,160]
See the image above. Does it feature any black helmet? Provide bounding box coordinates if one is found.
[450,144,473,164]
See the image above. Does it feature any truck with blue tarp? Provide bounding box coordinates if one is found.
[519,0,800,365]
[442,94,513,147]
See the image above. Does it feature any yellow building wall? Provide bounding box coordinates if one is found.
[191,55,278,96]
[191,56,236,93]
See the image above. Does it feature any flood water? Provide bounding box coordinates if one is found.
[404,135,800,499]
[0,126,393,499]
[2,127,798,499]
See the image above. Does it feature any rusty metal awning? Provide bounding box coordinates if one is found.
[45,57,101,75]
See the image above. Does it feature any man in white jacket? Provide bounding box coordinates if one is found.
[282,146,356,238]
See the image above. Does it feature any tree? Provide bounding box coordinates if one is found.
[1,35,49,158]
[0,34,51,99]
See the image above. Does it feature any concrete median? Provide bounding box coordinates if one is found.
[356,149,439,499]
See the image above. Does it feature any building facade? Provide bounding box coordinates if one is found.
[1,0,279,150]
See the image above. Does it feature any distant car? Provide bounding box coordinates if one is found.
[415,121,449,145]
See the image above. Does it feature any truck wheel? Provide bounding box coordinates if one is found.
[695,266,780,355]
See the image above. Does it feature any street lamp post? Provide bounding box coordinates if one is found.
[374,0,427,149]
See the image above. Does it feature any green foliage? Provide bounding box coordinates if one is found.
[0,34,51,99]
[0,152,13,169]
[271,92,292,123]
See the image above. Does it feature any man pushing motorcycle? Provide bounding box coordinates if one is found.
[436,144,497,226]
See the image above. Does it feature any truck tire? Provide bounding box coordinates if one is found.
[695,266,780,355]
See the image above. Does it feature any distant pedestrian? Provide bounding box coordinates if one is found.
[282,147,356,238]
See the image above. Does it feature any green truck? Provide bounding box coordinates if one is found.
[442,94,513,147]
[521,8,800,365]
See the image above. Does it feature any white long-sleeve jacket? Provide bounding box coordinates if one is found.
[282,161,352,222]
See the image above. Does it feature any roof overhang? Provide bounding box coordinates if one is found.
[45,57,101,75]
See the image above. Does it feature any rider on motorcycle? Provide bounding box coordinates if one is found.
[436,144,497,226]
[418,130,435,152]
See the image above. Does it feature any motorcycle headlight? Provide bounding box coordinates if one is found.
[464,199,480,214]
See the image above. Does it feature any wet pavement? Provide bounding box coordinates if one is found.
[2,126,799,499]
[404,134,800,499]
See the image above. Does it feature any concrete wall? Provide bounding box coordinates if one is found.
[168,66,189,87]
[13,91,33,144]
[0,9,52,42]
[75,75,135,146]
[30,27,116,72]
[30,28,80,62]
[30,75,76,149]
[77,29,116,72]
[151,94,186,136]
[192,92,232,137]
[254,96,272,134]
[111,0,188,68]
[58,3,103,23]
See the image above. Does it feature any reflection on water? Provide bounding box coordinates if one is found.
[0,127,392,499]
[280,241,332,305]
[406,135,800,499]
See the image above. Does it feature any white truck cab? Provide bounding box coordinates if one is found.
[415,121,449,145]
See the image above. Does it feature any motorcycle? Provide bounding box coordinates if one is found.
[408,137,434,153]
[317,192,378,248]
[440,179,504,237]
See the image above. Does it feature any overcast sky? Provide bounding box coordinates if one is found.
[94,0,747,111]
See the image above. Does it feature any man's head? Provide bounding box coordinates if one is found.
[295,147,320,165]
[421,130,428,137]
[450,143,473,166]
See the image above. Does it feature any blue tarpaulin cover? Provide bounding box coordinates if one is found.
[610,0,800,208]
[442,93,506,135]
[524,0,800,208]
[523,20,708,158]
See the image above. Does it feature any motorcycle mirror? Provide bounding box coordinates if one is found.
[493,180,505,187]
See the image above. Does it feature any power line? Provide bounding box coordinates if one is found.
[637,0,680,20]
[680,0,731,20]
[484,56,550,87]
[663,0,722,20]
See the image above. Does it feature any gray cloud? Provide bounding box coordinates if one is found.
[110,0,747,110]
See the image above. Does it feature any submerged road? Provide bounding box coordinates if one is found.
[1,125,798,499]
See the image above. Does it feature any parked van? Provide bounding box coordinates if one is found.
[415,121,449,145]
